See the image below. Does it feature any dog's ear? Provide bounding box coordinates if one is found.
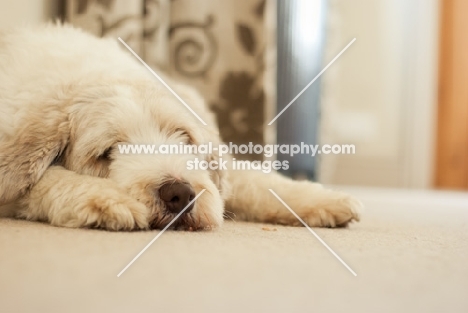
[0,109,69,204]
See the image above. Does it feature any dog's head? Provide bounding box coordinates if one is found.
[0,79,229,230]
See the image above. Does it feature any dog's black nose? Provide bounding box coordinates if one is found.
[159,181,196,214]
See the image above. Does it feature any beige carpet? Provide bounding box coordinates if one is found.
[1,187,468,313]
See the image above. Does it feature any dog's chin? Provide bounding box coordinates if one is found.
[149,210,215,231]
[149,206,223,231]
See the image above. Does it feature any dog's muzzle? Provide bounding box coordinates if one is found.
[159,181,196,214]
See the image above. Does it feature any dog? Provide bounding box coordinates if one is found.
[0,24,362,231]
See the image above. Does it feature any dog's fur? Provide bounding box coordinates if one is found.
[0,24,362,231]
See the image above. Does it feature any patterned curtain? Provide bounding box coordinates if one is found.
[65,0,276,161]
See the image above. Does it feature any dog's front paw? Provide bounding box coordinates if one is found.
[270,183,363,228]
[298,193,363,227]
[83,194,149,230]
[50,188,149,231]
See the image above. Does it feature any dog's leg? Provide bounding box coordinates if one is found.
[226,168,362,227]
[17,166,148,230]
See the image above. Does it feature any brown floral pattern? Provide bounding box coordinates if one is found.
[66,0,272,160]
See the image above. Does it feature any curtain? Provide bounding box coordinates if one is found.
[66,0,276,161]
[276,0,326,180]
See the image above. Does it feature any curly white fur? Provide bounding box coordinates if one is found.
[0,24,362,231]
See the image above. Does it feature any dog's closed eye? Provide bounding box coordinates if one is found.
[98,146,113,161]
[91,146,114,177]
[174,128,194,144]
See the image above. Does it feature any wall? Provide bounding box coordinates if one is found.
[319,0,439,189]
[0,0,60,29]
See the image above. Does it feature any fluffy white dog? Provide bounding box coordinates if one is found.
[0,24,362,231]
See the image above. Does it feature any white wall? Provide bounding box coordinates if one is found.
[0,0,60,29]
[320,0,439,189]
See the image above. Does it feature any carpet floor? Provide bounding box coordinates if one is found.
[1,187,468,313]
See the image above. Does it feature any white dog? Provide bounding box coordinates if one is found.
[0,24,362,231]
